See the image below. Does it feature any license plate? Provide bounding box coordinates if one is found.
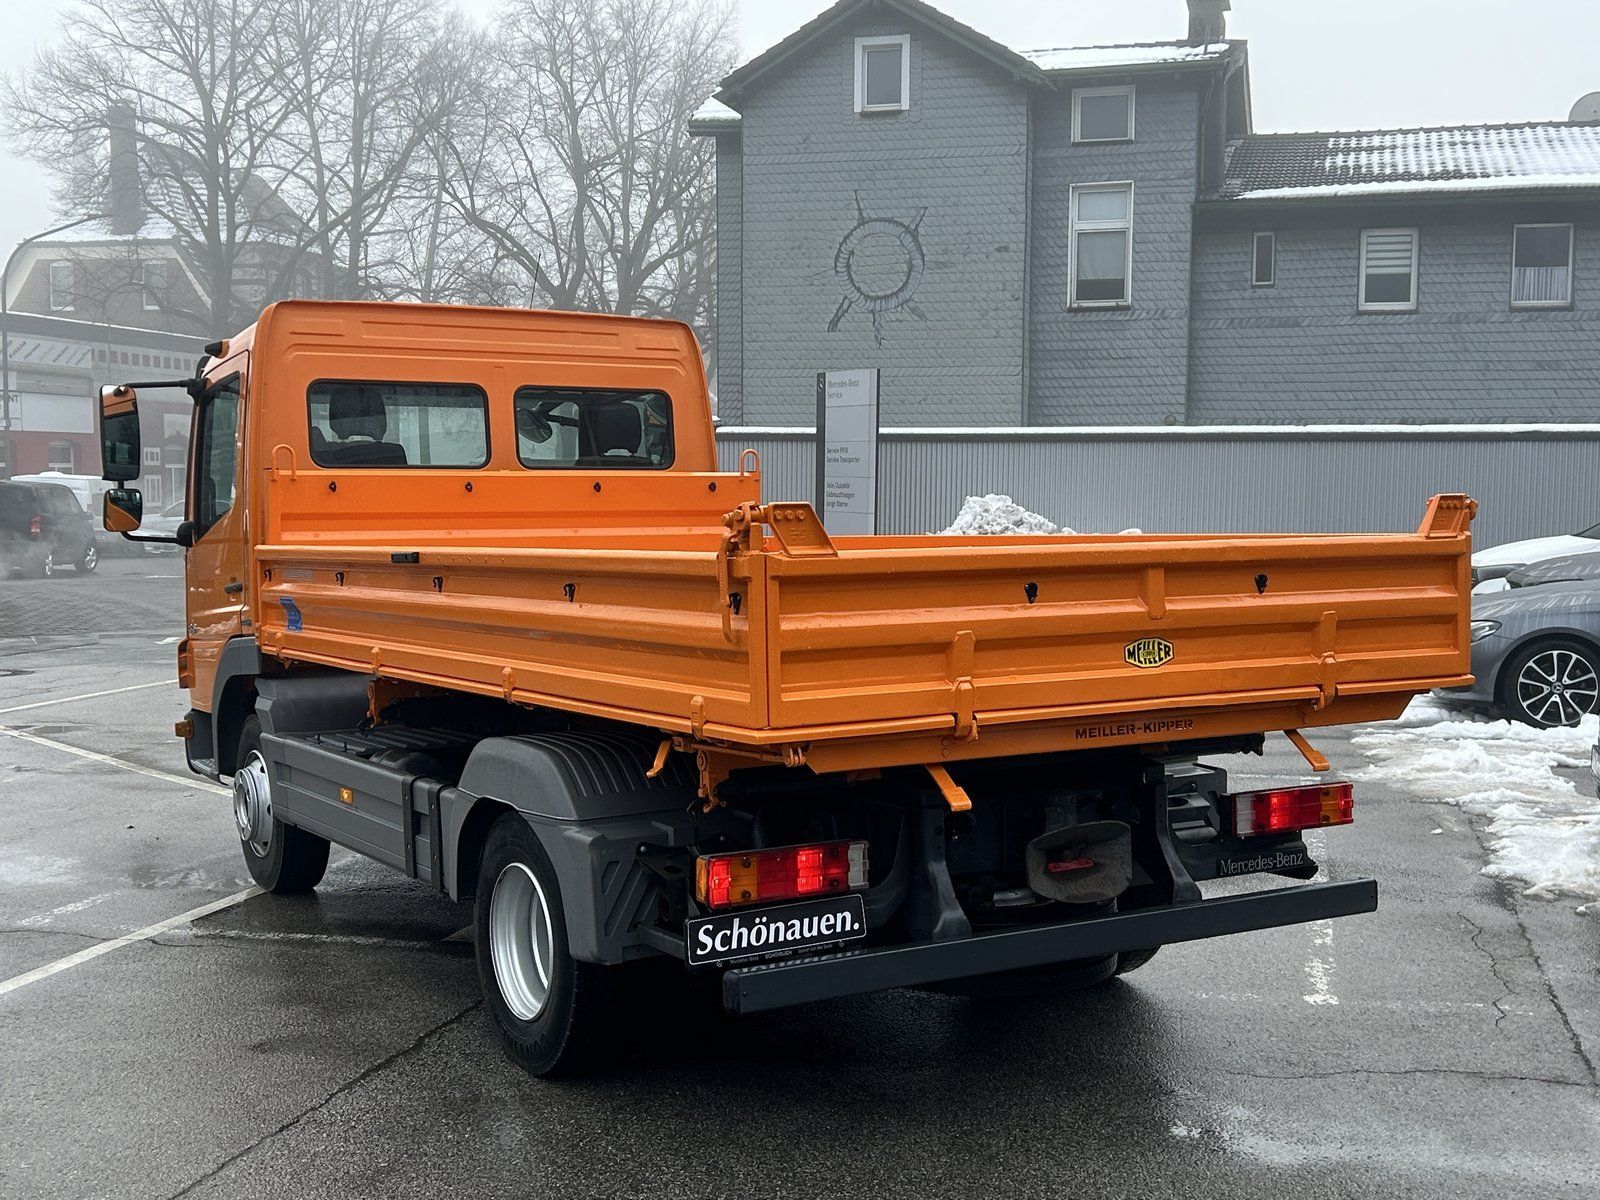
[685,894,867,967]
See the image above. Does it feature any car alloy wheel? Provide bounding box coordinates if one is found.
[1514,646,1600,727]
[80,545,98,572]
[41,551,54,578]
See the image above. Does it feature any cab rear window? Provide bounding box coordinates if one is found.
[513,387,673,470]
[308,381,489,468]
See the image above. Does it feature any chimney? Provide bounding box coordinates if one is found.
[107,104,144,236]
[1186,0,1230,45]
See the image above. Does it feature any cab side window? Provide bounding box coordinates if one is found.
[194,375,241,539]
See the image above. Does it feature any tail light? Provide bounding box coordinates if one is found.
[28,516,41,537]
[1232,782,1353,836]
[695,840,869,910]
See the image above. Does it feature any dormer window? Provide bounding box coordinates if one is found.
[1073,85,1135,143]
[855,35,910,113]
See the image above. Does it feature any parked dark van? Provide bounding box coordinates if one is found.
[0,481,98,577]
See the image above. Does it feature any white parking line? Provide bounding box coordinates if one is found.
[0,728,228,797]
[0,886,262,1000]
[0,679,170,716]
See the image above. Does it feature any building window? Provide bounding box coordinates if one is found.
[48,261,75,311]
[1359,228,1418,312]
[854,35,910,114]
[47,442,76,472]
[1512,223,1573,308]
[1072,86,1135,143]
[140,260,169,310]
[1069,182,1133,308]
[1252,232,1276,287]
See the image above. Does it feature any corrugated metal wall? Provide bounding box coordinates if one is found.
[716,427,1600,546]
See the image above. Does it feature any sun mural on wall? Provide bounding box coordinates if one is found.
[827,193,928,347]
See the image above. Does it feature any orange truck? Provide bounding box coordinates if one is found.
[98,300,1474,1075]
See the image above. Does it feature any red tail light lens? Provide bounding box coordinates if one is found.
[28,516,41,537]
[1232,782,1353,836]
[695,840,869,910]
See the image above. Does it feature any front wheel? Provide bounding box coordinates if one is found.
[1500,639,1600,728]
[475,814,620,1077]
[75,544,98,573]
[39,550,55,579]
[234,716,330,893]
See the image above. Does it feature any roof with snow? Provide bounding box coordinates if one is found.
[1219,121,1600,201]
[1020,41,1231,74]
[40,216,179,243]
[701,0,1241,122]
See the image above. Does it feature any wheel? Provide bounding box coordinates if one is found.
[1115,946,1161,975]
[234,715,330,893]
[1499,638,1600,728]
[39,549,55,578]
[75,544,98,573]
[475,813,618,1077]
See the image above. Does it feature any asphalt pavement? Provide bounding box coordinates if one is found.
[1,561,1597,1199]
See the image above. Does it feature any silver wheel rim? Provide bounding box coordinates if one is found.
[489,861,556,1021]
[82,546,97,570]
[233,750,273,854]
[1516,648,1600,727]
[42,551,53,577]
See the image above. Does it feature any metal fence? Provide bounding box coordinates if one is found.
[716,425,1600,547]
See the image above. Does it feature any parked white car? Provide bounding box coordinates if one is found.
[1472,522,1600,591]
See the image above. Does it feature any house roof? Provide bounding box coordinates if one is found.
[695,0,1242,130]
[1219,120,1600,201]
[715,0,1044,104]
[1020,41,1233,75]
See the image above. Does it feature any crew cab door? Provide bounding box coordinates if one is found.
[185,354,249,710]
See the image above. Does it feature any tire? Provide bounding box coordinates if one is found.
[75,544,98,574]
[234,715,330,893]
[1115,946,1161,975]
[39,550,55,579]
[1499,638,1600,728]
[474,813,619,1077]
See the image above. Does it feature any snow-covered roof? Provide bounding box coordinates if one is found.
[41,216,179,243]
[1221,121,1600,201]
[1020,41,1231,74]
[689,96,741,129]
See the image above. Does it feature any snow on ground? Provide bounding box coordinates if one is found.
[1354,698,1600,906]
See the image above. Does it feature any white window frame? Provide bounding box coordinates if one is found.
[1251,231,1276,288]
[1358,228,1419,313]
[48,260,74,312]
[1072,85,1136,144]
[140,259,168,310]
[47,441,76,472]
[1510,222,1574,310]
[1068,181,1135,309]
[854,35,910,114]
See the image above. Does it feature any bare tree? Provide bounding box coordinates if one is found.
[447,0,733,329]
[5,0,300,329]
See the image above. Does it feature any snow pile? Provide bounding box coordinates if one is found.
[1354,703,1600,904]
[942,494,1072,536]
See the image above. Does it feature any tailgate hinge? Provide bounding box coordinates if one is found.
[948,629,979,741]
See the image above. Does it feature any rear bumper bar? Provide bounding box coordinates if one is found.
[721,878,1376,1014]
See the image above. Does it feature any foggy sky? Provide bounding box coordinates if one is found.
[3,0,1597,291]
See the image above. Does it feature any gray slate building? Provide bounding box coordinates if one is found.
[694,0,1600,428]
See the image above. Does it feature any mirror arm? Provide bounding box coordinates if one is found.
[118,531,181,546]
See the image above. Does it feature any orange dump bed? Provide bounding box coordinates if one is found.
[253,492,1474,775]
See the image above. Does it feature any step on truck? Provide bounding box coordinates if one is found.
[97,300,1476,1075]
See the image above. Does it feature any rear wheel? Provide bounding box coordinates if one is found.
[1115,946,1161,975]
[234,716,330,893]
[475,813,619,1077]
[1500,639,1600,728]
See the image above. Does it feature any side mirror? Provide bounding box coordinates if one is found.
[103,487,143,532]
[99,386,142,483]
[175,520,196,549]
